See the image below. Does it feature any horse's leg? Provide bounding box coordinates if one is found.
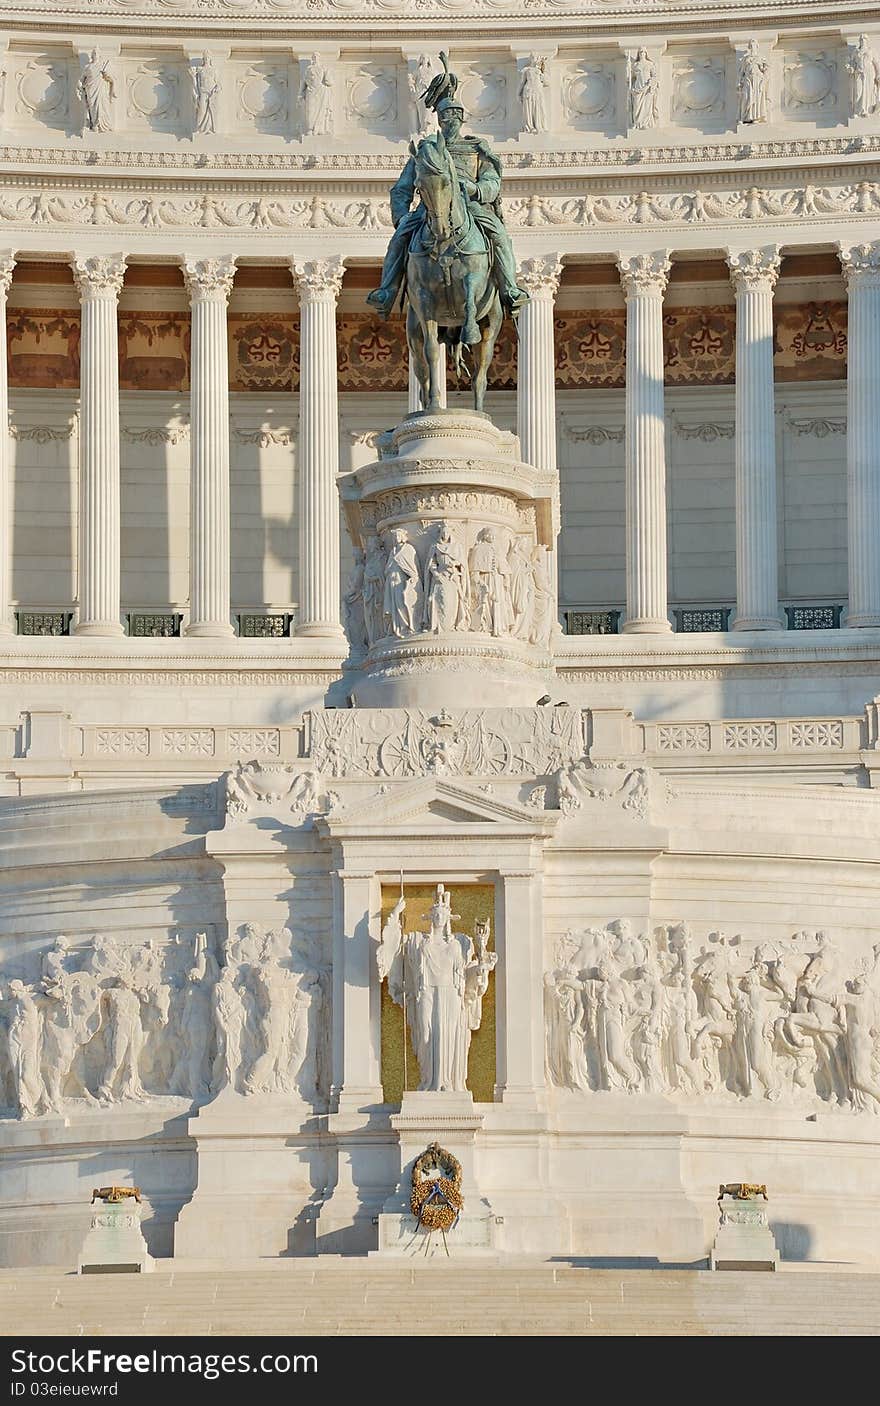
[461,269,480,347]
[473,293,503,414]
[425,318,443,410]
[406,303,428,411]
[408,277,443,412]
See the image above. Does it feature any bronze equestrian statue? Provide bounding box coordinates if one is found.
[367,53,528,414]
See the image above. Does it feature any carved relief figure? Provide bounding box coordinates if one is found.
[424,521,469,632]
[384,528,423,636]
[409,54,437,136]
[343,547,369,653]
[301,54,334,137]
[378,884,496,1093]
[6,981,44,1119]
[848,35,880,118]
[193,52,221,136]
[362,535,388,645]
[77,49,115,133]
[627,48,660,130]
[469,528,512,636]
[529,544,554,646]
[171,932,218,1101]
[98,971,147,1103]
[738,41,770,124]
[519,55,549,134]
[507,535,534,639]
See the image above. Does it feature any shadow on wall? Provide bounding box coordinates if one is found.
[770,1221,812,1262]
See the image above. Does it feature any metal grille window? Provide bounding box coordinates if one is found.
[237,613,294,638]
[784,605,842,631]
[16,611,72,636]
[564,609,621,635]
[673,607,731,632]
[128,613,182,638]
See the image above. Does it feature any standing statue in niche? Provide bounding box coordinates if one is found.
[737,40,770,124]
[519,55,549,134]
[377,884,497,1094]
[424,521,469,632]
[301,54,334,137]
[469,528,512,636]
[77,50,115,133]
[384,528,423,637]
[848,35,880,118]
[367,52,527,413]
[409,54,437,136]
[627,48,660,131]
[192,53,221,136]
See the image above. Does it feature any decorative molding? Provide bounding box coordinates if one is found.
[9,416,78,442]
[563,424,625,444]
[672,420,735,441]
[785,415,847,437]
[122,424,190,445]
[232,424,294,447]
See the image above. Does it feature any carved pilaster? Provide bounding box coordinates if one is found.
[71,252,126,637]
[727,247,782,631]
[840,240,880,626]
[617,251,672,634]
[182,254,237,637]
[292,256,346,638]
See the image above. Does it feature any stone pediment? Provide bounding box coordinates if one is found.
[316,778,558,837]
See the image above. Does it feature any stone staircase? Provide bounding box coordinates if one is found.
[2,1261,878,1336]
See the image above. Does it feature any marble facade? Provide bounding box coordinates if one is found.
[2,0,880,1272]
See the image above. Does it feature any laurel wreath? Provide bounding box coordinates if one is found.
[411,1141,463,1233]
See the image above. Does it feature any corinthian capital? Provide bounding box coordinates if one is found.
[839,240,880,286]
[71,254,127,300]
[617,251,671,298]
[181,256,238,302]
[727,247,782,293]
[0,252,15,298]
[517,255,562,299]
[291,257,345,303]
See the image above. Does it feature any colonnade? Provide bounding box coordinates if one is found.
[0,241,877,639]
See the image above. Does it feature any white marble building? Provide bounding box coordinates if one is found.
[2,0,880,1270]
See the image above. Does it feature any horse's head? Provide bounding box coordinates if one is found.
[412,131,460,244]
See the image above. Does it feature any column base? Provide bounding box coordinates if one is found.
[296,623,347,640]
[622,616,673,635]
[846,613,880,629]
[184,621,235,638]
[74,621,125,638]
[731,614,783,632]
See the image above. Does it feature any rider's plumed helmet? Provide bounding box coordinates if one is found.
[422,52,465,121]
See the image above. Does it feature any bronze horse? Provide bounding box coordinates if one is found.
[405,131,504,414]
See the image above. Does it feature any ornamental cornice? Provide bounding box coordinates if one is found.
[2,177,879,242]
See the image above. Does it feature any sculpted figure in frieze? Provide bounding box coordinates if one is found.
[224,762,336,824]
[77,49,115,133]
[507,536,535,640]
[424,521,469,633]
[384,528,423,637]
[362,535,389,646]
[367,52,527,412]
[98,968,148,1104]
[849,36,880,118]
[469,528,512,636]
[519,55,550,134]
[627,48,660,131]
[529,545,554,647]
[5,980,45,1119]
[377,884,496,1094]
[192,52,221,136]
[171,932,219,1102]
[410,54,438,137]
[738,40,771,124]
[343,548,369,654]
[544,922,880,1113]
[301,53,334,137]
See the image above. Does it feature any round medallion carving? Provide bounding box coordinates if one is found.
[565,69,612,117]
[677,64,722,112]
[459,69,506,121]
[17,62,67,118]
[788,60,834,106]
[348,70,396,121]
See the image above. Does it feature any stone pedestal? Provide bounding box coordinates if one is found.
[710,1196,779,1271]
[173,1094,322,1259]
[78,1199,153,1275]
[338,409,559,708]
[375,1091,499,1257]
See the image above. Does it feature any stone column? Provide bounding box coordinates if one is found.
[181,257,237,638]
[494,869,547,1108]
[727,247,783,631]
[329,868,383,1112]
[840,241,880,627]
[292,258,346,638]
[516,256,562,473]
[618,252,672,633]
[71,255,127,637]
[0,253,15,636]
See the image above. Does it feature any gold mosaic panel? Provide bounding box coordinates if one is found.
[119,311,189,391]
[7,309,80,388]
[380,882,496,1105]
[229,314,299,392]
[774,300,847,381]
